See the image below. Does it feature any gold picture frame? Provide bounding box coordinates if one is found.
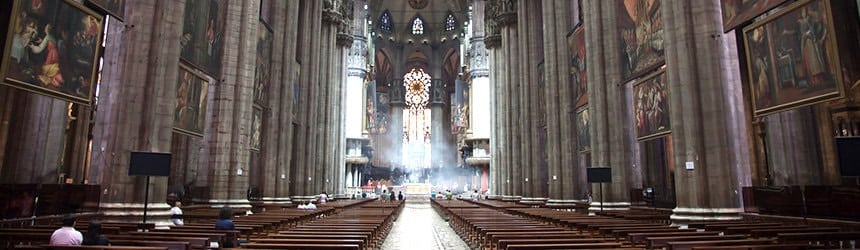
[1,0,104,105]
[742,0,844,117]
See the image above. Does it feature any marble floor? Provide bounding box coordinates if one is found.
[380,200,470,250]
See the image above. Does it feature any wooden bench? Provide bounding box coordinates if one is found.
[647,234,748,249]
[666,238,776,250]
[240,242,360,249]
[505,242,623,249]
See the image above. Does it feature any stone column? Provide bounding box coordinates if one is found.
[662,0,751,222]
[519,0,546,202]
[198,0,260,208]
[89,0,184,224]
[484,0,504,197]
[332,0,355,195]
[496,0,520,200]
[430,79,445,169]
[585,0,634,211]
[542,0,581,205]
[1,94,68,184]
[764,107,823,186]
[291,0,322,200]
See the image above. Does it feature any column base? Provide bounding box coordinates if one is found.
[518,197,548,207]
[501,195,522,202]
[670,207,743,226]
[98,202,173,229]
[192,199,253,209]
[487,195,503,200]
[290,195,318,204]
[588,201,631,215]
[546,199,588,212]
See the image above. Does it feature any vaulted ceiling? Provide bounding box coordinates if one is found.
[367,0,470,42]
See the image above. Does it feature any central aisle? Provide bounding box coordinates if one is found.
[380,199,470,250]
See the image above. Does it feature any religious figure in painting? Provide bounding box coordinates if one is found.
[798,7,828,87]
[619,0,663,80]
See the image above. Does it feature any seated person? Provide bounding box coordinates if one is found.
[51,214,83,246]
[215,207,236,247]
[82,221,110,246]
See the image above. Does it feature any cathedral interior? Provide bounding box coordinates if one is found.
[1,0,860,249]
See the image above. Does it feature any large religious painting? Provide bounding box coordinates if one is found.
[374,92,390,134]
[86,0,125,21]
[569,26,587,108]
[721,0,788,32]
[576,108,591,152]
[451,79,469,133]
[250,108,262,150]
[365,80,377,132]
[174,64,209,136]
[617,0,664,82]
[633,69,670,140]
[1,0,103,104]
[253,21,272,105]
[180,0,225,77]
[743,0,843,116]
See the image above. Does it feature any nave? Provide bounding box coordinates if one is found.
[3,196,859,249]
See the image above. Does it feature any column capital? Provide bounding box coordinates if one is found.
[495,0,517,28]
[484,0,502,49]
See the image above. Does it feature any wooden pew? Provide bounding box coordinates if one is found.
[241,242,360,249]
[647,234,748,249]
[666,238,777,250]
[504,242,623,249]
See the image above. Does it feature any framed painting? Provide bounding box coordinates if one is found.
[743,0,844,116]
[174,64,209,136]
[451,79,469,133]
[721,0,788,32]
[617,0,665,82]
[375,92,390,134]
[1,0,103,105]
[86,0,125,21]
[253,21,272,106]
[569,26,587,108]
[180,0,225,77]
[576,107,591,152]
[365,80,376,133]
[250,108,262,150]
[633,69,671,140]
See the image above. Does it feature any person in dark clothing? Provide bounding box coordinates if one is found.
[82,221,110,246]
[215,207,236,247]
[389,190,395,201]
[397,191,403,201]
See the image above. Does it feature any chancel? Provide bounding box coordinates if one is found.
[1,0,859,249]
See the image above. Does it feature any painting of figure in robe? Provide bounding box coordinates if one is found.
[451,79,469,133]
[617,0,664,82]
[576,108,591,151]
[366,80,377,132]
[743,0,843,116]
[180,0,225,76]
[721,0,788,32]
[633,69,670,140]
[254,22,272,105]
[1,0,103,104]
[569,26,587,108]
[174,64,209,136]
[251,108,262,150]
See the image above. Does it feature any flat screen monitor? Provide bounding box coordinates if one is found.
[129,152,172,176]
[835,137,860,177]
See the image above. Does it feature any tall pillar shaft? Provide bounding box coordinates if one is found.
[89,0,184,223]
[585,0,634,210]
[765,108,823,186]
[662,0,751,222]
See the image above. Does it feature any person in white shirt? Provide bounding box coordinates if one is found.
[319,192,328,204]
[305,202,317,209]
[170,201,184,226]
[50,214,83,245]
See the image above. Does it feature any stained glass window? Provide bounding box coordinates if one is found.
[403,68,431,110]
[380,11,392,32]
[412,17,424,35]
[446,14,456,31]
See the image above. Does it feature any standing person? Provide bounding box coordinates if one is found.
[82,221,110,246]
[215,207,235,247]
[389,190,395,202]
[50,214,83,246]
[397,191,403,201]
[170,201,184,226]
[319,191,328,204]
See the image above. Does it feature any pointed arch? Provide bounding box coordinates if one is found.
[445,12,457,31]
[410,15,425,35]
